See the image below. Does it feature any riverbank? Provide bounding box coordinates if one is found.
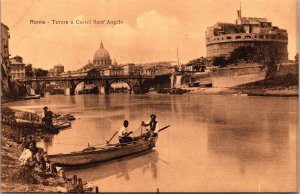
[1,107,96,192]
[183,74,298,97]
[1,124,64,192]
[232,74,298,97]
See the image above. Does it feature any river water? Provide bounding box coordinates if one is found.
[6,94,298,192]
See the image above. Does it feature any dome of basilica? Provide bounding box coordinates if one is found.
[93,40,112,67]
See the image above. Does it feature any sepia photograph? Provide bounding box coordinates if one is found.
[0,0,298,192]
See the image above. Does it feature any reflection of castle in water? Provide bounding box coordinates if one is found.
[66,150,159,182]
[206,97,291,174]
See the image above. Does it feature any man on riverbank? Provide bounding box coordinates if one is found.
[118,120,133,144]
[42,107,56,133]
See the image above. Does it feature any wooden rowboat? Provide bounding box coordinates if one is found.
[48,135,158,167]
[15,118,71,130]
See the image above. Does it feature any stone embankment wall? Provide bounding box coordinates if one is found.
[171,62,297,89]
[211,62,298,88]
[211,64,266,88]
[191,72,212,86]
[275,63,298,77]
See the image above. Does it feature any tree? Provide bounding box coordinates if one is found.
[25,64,34,77]
[34,68,48,77]
[229,46,257,62]
[212,56,229,67]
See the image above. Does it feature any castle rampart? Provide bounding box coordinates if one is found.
[205,10,289,63]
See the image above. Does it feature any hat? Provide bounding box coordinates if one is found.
[150,114,156,118]
[43,106,48,110]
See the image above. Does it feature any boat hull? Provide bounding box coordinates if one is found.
[15,119,71,130]
[48,136,158,167]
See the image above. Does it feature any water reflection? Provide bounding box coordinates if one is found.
[5,94,297,192]
[66,150,159,182]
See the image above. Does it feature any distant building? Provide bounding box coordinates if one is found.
[9,55,26,80]
[104,65,124,76]
[142,67,157,76]
[1,23,10,96]
[206,9,288,63]
[93,40,112,68]
[123,63,135,75]
[60,68,101,78]
[133,66,143,75]
[54,64,64,76]
[112,58,118,66]
[49,68,54,76]
[185,57,207,72]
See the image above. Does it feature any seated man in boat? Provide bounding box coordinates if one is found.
[141,114,159,139]
[118,120,133,144]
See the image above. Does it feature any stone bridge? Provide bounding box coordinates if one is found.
[17,74,167,95]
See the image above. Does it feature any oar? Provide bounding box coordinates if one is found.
[157,125,171,133]
[106,131,118,144]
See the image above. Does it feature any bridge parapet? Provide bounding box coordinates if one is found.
[18,75,155,82]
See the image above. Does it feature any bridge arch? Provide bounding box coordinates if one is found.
[73,80,103,95]
[39,81,71,95]
[108,79,134,94]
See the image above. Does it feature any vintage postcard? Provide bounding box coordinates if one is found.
[1,0,298,192]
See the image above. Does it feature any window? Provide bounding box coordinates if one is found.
[226,36,232,39]
[236,36,241,39]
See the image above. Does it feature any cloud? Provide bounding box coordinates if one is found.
[7,9,204,69]
[99,10,180,64]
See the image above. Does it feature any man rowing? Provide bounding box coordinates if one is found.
[118,120,134,144]
[141,114,159,139]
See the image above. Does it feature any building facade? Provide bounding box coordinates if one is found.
[1,23,10,96]
[9,55,26,80]
[185,57,207,72]
[54,64,64,76]
[123,63,135,75]
[103,66,124,76]
[206,10,288,62]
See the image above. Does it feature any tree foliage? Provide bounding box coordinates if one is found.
[25,64,34,77]
[211,44,281,79]
[34,68,48,77]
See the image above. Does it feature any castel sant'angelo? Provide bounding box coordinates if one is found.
[205,7,288,62]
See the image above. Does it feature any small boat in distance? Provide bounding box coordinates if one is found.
[20,94,41,100]
[48,135,158,167]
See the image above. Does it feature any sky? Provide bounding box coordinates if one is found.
[1,0,298,71]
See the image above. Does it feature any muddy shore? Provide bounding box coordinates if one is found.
[1,107,96,192]
[179,74,298,97]
[186,86,298,97]
[1,124,65,192]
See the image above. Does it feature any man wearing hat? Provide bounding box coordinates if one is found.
[141,114,159,138]
[42,106,54,132]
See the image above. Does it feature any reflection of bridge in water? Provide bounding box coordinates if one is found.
[18,70,172,95]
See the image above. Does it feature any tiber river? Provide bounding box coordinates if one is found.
[6,94,297,192]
